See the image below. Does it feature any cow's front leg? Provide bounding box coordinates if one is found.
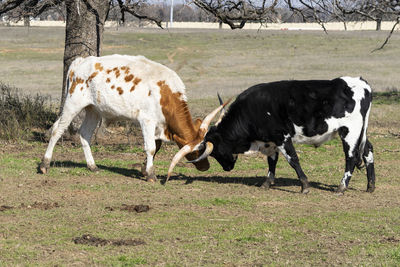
[141,140,162,181]
[262,152,279,189]
[278,139,310,194]
[139,119,158,182]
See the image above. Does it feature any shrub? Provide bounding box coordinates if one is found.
[0,82,57,140]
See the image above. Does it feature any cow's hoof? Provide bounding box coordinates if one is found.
[146,174,157,183]
[261,181,271,189]
[301,187,310,194]
[39,159,50,174]
[88,165,99,172]
[39,164,48,174]
[335,184,346,194]
[366,185,375,193]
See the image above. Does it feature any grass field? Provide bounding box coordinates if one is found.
[1,26,400,266]
[0,26,400,101]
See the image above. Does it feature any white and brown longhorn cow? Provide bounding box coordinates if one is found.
[39,54,225,181]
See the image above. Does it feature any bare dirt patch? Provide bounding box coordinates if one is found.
[105,204,150,213]
[38,179,57,187]
[73,234,146,247]
[1,202,60,211]
[381,236,400,244]
[0,205,13,211]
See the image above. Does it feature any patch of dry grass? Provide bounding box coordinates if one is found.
[0,27,399,102]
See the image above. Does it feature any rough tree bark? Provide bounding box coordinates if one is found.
[61,0,110,110]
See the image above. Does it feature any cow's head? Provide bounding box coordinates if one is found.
[166,97,232,182]
[201,126,238,171]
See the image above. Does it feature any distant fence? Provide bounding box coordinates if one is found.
[2,20,400,31]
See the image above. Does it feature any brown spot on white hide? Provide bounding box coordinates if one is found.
[69,77,84,95]
[130,77,142,92]
[94,63,104,72]
[148,90,151,96]
[113,67,120,78]
[86,71,98,87]
[106,69,112,74]
[111,85,115,89]
[125,74,134,82]
[117,87,124,95]
[106,78,111,83]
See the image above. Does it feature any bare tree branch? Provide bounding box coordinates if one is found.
[192,0,280,29]
[372,16,400,52]
[117,0,163,28]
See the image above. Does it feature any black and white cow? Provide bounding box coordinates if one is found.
[168,76,375,194]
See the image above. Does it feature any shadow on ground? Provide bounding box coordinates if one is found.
[38,160,144,179]
[38,161,344,193]
[165,175,340,193]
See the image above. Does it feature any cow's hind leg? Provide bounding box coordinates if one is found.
[278,139,310,194]
[40,104,84,174]
[336,127,359,193]
[363,139,375,193]
[262,152,279,189]
[79,106,101,172]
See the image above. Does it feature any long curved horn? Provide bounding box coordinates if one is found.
[200,98,232,131]
[187,142,214,163]
[216,93,226,126]
[166,144,193,183]
[217,92,224,106]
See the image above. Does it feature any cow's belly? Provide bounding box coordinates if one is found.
[292,130,337,147]
[244,140,278,156]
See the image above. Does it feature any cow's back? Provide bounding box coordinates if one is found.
[65,55,186,121]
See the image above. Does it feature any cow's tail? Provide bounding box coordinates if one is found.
[355,126,367,170]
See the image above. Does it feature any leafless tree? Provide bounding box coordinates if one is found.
[285,0,400,49]
[191,0,281,29]
[0,0,163,109]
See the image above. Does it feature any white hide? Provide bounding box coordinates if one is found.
[65,54,186,141]
[244,140,278,157]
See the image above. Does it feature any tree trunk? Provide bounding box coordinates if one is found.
[376,18,382,31]
[23,15,30,27]
[61,0,110,110]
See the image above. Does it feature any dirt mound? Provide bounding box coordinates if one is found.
[73,234,146,247]
[39,180,57,187]
[20,202,60,210]
[105,204,150,213]
[1,202,60,211]
[0,205,13,212]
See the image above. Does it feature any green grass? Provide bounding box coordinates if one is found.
[0,103,399,265]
